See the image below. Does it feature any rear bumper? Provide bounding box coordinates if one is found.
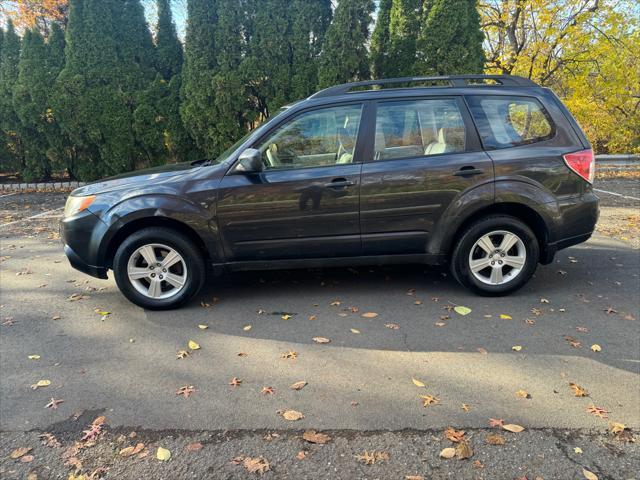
[540,192,599,264]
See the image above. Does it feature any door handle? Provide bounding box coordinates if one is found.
[325,178,355,188]
[453,167,484,177]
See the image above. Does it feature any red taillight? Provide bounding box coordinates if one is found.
[563,149,594,183]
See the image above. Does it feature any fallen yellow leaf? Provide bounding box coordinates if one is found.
[591,344,602,352]
[574,447,583,454]
[361,312,378,318]
[412,378,426,388]
[188,340,200,350]
[512,345,522,351]
[500,314,512,320]
[31,379,51,389]
[350,328,361,334]
[156,446,171,461]
[583,468,598,480]
[28,355,40,360]
[243,325,252,331]
[198,324,208,330]
[281,314,291,320]
[454,306,472,315]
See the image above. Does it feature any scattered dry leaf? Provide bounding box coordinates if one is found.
[261,386,275,395]
[290,381,307,390]
[361,312,378,318]
[583,468,598,480]
[281,351,298,359]
[385,323,400,329]
[355,450,388,465]
[502,424,525,433]
[313,337,330,344]
[488,418,504,428]
[570,383,589,397]
[302,430,331,444]
[45,398,64,409]
[444,427,466,442]
[9,447,32,459]
[485,433,506,445]
[186,442,203,452]
[243,325,252,331]
[176,385,196,398]
[515,389,531,399]
[243,456,270,474]
[229,377,242,387]
[281,409,304,421]
[176,350,190,359]
[439,447,456,459]
[586,405,609,418]
[350,328,361,334]
[188,340,200,350]
[420,394,439,407]
[500,314,513,320]
[591,344,602,352]
[412,378,426,388]
[512,345,522,351]
[31,379,51,390]
[456,440,473,459]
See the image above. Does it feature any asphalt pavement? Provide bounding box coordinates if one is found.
[0,188,638,479]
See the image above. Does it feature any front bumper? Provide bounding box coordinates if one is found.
[63,244,108,279]
[60,209,109,279]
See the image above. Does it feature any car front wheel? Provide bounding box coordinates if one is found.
[113,227,205,310]
[451,215,539,296]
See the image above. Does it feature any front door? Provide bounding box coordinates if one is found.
[217,103,365,261]
[360,97,494,254]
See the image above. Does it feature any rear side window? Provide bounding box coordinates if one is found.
[466,96,554,149]
[374,98,466,161]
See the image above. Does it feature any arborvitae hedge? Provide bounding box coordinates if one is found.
[0,0,488,181]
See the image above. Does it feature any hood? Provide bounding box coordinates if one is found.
[72,160,204,196]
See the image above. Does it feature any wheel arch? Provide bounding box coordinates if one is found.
[101,216,211,270]
[437,202,555,265]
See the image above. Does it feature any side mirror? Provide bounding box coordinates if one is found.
[233,148,264,174]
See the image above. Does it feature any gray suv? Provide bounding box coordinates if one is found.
[61,75,599,309]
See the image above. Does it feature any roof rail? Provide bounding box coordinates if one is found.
[310,75,538,99]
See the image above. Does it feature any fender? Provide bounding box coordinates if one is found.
[427,179,562,256]
[95,192,223,267]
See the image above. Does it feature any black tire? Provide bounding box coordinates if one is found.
[113,227,206,310]
[450,215,539,296]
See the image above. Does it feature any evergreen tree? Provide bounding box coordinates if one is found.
[44,23,75,176]
[0,27,7,169]
[135,0,198,164]
[156,0,183,80]
[317,0,374,89]
[417,0,485,75]
[181,0,220,155]
[0,21,23,173]
[13,29,52,180]
[290,0,332,99]
[370,0,392,79]
[241,0,293,119]
[388,0,420,76]
[53,0,134,180]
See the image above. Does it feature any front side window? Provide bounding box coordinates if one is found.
[256,104,363,170]
[466,95,554,149]
[374,98,466,161]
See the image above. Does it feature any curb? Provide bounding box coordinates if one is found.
[0,181,85,192]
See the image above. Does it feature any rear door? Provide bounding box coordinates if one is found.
[359,96,493,255]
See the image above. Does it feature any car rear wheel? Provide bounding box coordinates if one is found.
[113,227,205,310]
[451,215,539,296]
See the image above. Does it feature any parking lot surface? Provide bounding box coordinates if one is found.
[0,180,638,479]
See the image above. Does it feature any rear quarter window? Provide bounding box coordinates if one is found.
[466,95,555,149]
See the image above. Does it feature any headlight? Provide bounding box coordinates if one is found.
[64,195,96,217]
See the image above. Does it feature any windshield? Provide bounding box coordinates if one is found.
[207,106,293,165]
